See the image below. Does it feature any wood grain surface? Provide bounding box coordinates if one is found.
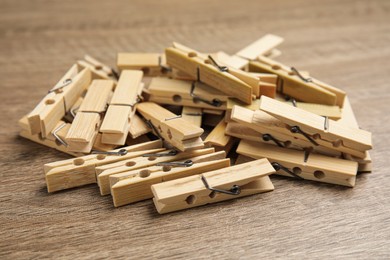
[1,0,389,259]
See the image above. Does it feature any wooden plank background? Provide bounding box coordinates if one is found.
[1,0,389,258]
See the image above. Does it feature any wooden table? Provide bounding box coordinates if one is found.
[1,0,389,258]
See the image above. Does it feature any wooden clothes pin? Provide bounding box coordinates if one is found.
[237,140,358,187]
[137,102,204,151]
[165,43,254,104]
[338,97,372,172]
[27,65,92,137]
[249,56,346,106]
[128,114,151,139]
[78,55,119,81]
[230,105,342,157]
[258,96,372,157]
[213,34,284,70]
[276,95,342,120]
[236,34,284,61]
[20,115,83,156]
[117,53,172,76]
[96,148,216,195]
[214,51,249,70]
[205,119,236,153]
[225,98,261,123]
[151,159,275,214]
[44,140,163,192]
[110,151,229,206]
[148,77,228,110]
[65,80,114,153]
[100,70,144,145]
[181,107,203,127]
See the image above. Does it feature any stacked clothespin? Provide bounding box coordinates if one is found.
[19,34,373,214]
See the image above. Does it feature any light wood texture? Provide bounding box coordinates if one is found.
[44,141,163,192]
[111,152,229,206]
[3,1,389,258]
[151,159,275,213]
[96,148,215,195]
[128,114,151,138]
[276,95,342,119]
[137,102,204,151]
[148,77,228,110]
[99,70,143,145]
[237,140,358,187]
[215,51,248,69]
[117,53,170,76]
[78,80,113,113]
[181,107,202,127]
[165,46,253,104]
[236,34,284,60]
[27,66,91,137]
[205,119,234,152]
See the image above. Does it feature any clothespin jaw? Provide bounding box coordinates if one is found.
[165,44,253,104]
[151,159,275,214]
[237,140,358,187]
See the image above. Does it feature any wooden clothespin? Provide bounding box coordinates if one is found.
[99,70,144,145]
[230,102,356,158]
[128,114,151,139]
[225,98,261,123]
[19,117,82,157]
[27,65,91,137]
[247,72,278,98]
[258,96,372,157]
[117,53,172,76]
[96,148,216,195]
[147,77,228,110]
[276,95,342,120]
[110,151,229,206]
[78,55,119,81]
[65,80,114,153]
[151,159,275,214]
[165,43,254,104]
[205,119,236,153]
[249,56,346,106]
[338,97,372,173]
[237,140,358,187]
[212,34,284,70]
[181,107,203,127]
[44,140,163,192]
[137,102,204,151]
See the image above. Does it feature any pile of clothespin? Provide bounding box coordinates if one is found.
[19,34,373,214]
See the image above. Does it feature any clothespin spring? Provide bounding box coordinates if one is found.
[201,175,241,195]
